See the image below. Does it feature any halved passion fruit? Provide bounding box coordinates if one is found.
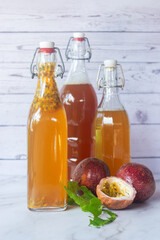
[96,177,137,210]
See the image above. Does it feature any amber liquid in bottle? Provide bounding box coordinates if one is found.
[94,61,130,176]
[94,110,130,176]
[61,83,97,179]
[60,34,97,180]
[28,62,67,211]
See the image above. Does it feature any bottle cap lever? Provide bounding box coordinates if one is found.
[30,46,65,79]
[54,47,65,78]
[96,62,125,89]
[96,64,104,90]
[30,47,39,79]
[117,64,125,89]
[65,37,92,62]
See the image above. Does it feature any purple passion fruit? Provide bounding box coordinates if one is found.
[116,163,156,202]
[96,177,136,210]
[72,157,110,195]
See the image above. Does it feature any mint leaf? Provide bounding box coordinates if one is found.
[89,214,116,227]
[63,182,87,206]
[67,195,75,205]
[103,209,117,219]
[63,181,117,228]
[89,209,117,227]
[80,186,96,200]
[65,181,80,205]
[82,197,103,217]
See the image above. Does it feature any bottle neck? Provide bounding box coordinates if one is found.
[98,67,124,111]
[65,40,89,84]
[33,52,61,109]
[70,59,86,72]
[37,52,57,92]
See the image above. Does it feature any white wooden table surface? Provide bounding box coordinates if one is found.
[0,160,159,240]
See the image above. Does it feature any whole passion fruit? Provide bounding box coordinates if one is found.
[116,163,156,202]
[96,177,136,209]
[72,157,110,195]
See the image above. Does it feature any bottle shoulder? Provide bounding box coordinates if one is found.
[98,92,125,112]
[97,106,125,112]
[60,83,97,105]
[64,74,90,85]
[28,104,66,125]
[95,109,130,125]
[61,83,96,95]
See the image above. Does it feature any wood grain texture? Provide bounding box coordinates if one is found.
[0,125,160,160]
[0,32,160,63]
[0,0,160,174]
[0,93,160,125]
[0,0,160,32]
[0,160,159,180]
[0,62,160,94]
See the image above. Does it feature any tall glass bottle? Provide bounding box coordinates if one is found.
[60,33,98,180]
[28,42,67,211]
[93,60,130,176]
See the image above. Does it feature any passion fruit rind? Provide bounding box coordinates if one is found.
[96,177,137,210]
[73,157,110,195]
[116,163,156,202]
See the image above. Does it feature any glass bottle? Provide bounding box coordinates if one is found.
[60,33,98,180]
[28,42,67,211]
[93,60,130,176]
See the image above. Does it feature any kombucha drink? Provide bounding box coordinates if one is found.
[94,110,130,176]
[94,59,130,176]
[28,59,67,211]
[61,83,97,179]
[61,33,98,179]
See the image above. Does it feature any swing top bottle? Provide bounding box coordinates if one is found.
[28,42,67,211]
[60,33,98,180]
[94,60,130,176]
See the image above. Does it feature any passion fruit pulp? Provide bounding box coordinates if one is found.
[96,177,136,210]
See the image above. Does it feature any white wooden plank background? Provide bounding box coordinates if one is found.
[0,62,160,94]
[1,33,160,63]
[0,0,160,175]
[1,0,160,32]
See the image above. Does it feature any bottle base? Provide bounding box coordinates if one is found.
[28,204,67,212]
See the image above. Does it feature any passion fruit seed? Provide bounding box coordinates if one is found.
[101,182,125,198]
[96,177,136,210]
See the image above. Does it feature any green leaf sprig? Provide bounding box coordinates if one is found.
[63,181,117,228]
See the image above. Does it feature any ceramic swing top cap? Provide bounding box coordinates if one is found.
[73,32,85,38]
[104,60,117,68]
[39,42,55,49]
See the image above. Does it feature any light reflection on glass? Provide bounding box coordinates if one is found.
[63,93,75,105]
[30,108,41,131]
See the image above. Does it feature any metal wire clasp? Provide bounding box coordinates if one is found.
[30,48,39,79]
[96,63,125,90]
[54,47,65,78]
[30,47,65,79]
[65,37,92,61]
[97,64,104,90]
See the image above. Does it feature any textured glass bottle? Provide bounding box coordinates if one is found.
[28,42,67,211]
[60,33,98,180]
[94,60,130,176]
